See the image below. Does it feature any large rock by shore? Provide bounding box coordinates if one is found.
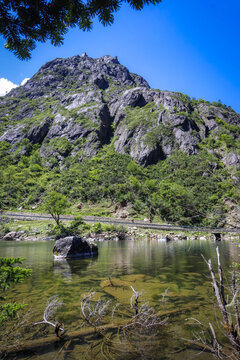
[2,231,26,241]
[53,236,98,259]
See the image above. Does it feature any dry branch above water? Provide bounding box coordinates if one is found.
[188,247,240,359]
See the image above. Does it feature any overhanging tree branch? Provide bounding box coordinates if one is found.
[0,0,162,59]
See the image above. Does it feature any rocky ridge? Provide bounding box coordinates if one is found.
[0,53,240,168]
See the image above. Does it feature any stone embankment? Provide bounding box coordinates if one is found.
[1,227,238,243]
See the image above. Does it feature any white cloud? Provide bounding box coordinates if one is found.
[21,78,30,86]
[0,77,30,96]
[0,78,18,96]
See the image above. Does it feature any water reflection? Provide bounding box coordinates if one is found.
[97,238,238,277]
[53,259,73,280]
[53,258,98,280]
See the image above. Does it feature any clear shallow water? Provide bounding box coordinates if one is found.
[0,238,239,359]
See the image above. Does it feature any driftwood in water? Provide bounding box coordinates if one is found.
[0,305,196,358]
[0,322,123,358]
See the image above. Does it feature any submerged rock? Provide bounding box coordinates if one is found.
[53,236,98,259]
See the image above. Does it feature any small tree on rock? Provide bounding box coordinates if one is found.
[43,191,70,226]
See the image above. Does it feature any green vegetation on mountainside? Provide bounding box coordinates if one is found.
[0,137,239,226]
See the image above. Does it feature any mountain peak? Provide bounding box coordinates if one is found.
[0,54,239,168]
[6,54,149,101]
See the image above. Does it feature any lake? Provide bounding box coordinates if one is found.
[0,237,239,359]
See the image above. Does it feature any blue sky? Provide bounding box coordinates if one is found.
[0,0,239,112]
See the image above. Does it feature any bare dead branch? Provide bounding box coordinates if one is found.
[192,250,240,358]
[130,286,142,316]
[216,247,227,307]
[209,322,221,356]
[201,254,229,326]
[33,296,64,336]
[232,270,240,336]
[80,292,111,328]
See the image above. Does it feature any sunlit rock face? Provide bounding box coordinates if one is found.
[0,53,240,167]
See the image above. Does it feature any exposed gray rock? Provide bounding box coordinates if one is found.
[2,231,17,241]
[2,231,25,241]
[0,124,26,145]
[114,124,166,166]
[64,90,103,110]
[93,75,109,90]
[173,128,199,154]
[45,120,89,140]
[53,236,98,258]
[1,53,240,168]
[109,88,148,125]
[222,152,240,167]
[28,117,52,144]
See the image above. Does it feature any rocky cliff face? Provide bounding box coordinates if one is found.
[0,53,240,168]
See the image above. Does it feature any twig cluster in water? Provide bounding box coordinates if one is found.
[80,292,111,328]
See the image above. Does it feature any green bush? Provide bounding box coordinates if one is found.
[92,222,102,234]
[220,134,235,148]
[0,257,31,322]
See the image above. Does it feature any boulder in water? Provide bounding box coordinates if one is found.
[53,236,98,259]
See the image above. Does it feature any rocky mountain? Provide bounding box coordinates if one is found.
[1,54,240,226]
[1,53,240,168]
